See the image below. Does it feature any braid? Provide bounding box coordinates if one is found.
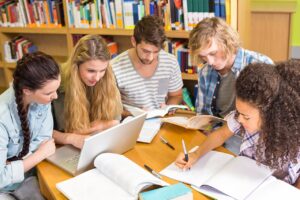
[8,88,30,161]
[7,51,60,161]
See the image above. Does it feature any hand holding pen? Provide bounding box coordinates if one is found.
[182,139,189,162]
[174,139,197,170]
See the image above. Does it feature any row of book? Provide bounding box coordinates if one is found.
[4,36,38,63]
[67,0,232,30]
[164,40,198,74]
[0,0,65,27]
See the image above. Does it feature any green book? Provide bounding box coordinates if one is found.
[139,183,193,200]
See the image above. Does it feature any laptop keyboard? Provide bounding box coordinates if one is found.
[62,154,80,170]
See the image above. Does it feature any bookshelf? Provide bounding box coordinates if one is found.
[0,0,250,89]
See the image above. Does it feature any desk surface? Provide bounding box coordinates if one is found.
[37,123,232,200]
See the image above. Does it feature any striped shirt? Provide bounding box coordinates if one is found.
[196,48,273,116]
[111,50,183,109]
[227,111,300,184]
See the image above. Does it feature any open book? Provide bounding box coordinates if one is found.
[124,104,188,119]
[162,115,226,130]
[160,150,283,200]
[57,153,168,200]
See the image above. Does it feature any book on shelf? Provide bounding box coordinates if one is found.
[0,0,64,27]
[123,104,188,119]
[162,114,225,130]
[160,149,300,200]
[139,182,193,200]
[56,153,168,200]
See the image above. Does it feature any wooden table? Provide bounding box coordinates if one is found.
[37,123,232,200]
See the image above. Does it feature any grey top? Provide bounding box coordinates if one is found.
[216,71,236,117]
[52,89,65,132]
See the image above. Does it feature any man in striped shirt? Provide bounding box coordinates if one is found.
[111,16,183,110]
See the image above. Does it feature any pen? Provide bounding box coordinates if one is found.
[144,164,162,179]
[182,139,189,162]
[160,136,175,150]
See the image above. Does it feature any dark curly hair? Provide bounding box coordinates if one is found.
[235,60,300,170]
[8,52,60,161]
[133,15,166,48]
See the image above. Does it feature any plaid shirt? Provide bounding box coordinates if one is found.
[196,48,273,116]
[227,111,300,184]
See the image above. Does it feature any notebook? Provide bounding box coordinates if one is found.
[46,113,147,176]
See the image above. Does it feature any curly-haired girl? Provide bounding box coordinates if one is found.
[175,60,300,188]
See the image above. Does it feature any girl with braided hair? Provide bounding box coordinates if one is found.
[175,60,300,188]
[0,52,60,198]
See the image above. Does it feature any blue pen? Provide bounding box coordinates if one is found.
[182,139,188,162]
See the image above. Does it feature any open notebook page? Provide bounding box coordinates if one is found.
[202,156,273,200]
[160,151,234,186]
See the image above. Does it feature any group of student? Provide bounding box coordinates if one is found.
[0,15,299,199]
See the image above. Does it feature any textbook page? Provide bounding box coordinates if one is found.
[246,176,300,200]
[137,118,161,143]
[162,115,225,130]
[94,153,168,196]
[199,156,273,200]
[124,104,188,119]
[146,105,188,119]
[56,169,134,200]
[57,153,168,200]
[160,151,234,186]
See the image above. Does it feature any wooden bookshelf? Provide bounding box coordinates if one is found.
[181,73,198,81]
[0,0,250,89]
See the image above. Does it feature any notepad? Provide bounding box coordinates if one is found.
[137,118,162,143]
[160,150,280,200]
[57,153,168,200]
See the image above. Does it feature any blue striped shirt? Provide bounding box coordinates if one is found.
[196,48,273,115]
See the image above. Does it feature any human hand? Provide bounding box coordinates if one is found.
[175,151,199,170]
[36,139,56,159]
[69,134,90,149]
[91,120,119,132]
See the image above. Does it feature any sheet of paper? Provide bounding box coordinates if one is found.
[137,118,161,143]
[160,151,234,186]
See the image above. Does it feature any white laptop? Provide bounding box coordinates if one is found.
[47,113,147,176]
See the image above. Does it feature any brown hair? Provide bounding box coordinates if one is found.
[133,15,166,48]
[9,52,60,161]
[236,60,300,169]
[189,17,240,65]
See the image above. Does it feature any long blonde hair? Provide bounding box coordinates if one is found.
[189,17,241,65]
[61,35,122,132]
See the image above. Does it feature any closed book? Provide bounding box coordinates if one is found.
[139,183,193,200]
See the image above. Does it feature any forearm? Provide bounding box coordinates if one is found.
[194,125,233,158]
[53,130,73,145]
[22,151,45,172]
[166,95,182,105]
